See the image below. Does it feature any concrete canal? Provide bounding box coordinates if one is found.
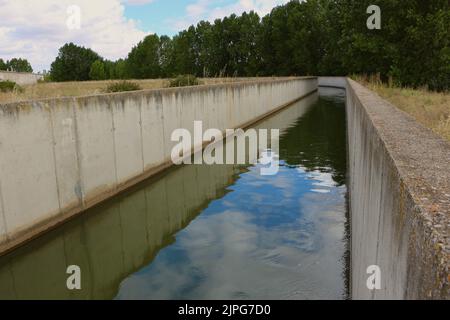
[0,88,349,299]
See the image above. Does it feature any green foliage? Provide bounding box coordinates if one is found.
[169,75,200,87]
[46,1,450,90]
[127,34,162,79]
[5,58,33,73]
[329,0,450,90]
[89,60,106,80]
[0,58,33,73]
[0,80,23,93]
[106,81,142,93]
[50,43,102,81]
[113,59,128,79]
[0,58,7,70]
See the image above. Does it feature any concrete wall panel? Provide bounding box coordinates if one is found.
[74,96,116,203]
[141,93,165,170]
[0,103,60,237]
[112,95,144,184]
[50,98,81,211]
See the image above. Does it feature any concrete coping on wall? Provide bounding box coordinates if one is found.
[0,76,316,108]
[0,70,43,76]
[347,78,450,288]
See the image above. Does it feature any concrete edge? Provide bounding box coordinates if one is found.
[0,76,316,107]
[0,70,43,77]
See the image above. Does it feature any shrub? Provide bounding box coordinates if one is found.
[106,81,142,93]
[0,80,23,93]
[169,75,200,87]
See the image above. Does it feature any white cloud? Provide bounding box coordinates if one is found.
[171,0,291,31]
[0,0,149,72]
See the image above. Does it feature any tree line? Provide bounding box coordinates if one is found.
[48,0,449,90]
[0,58,33,73]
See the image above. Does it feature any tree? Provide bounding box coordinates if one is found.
[50,43,102,81]
[388,0,450,90]
[6,58,33,72]
[238,11,262,76]
[159,35,175,77]
[114,59,128,79]
[103,60,115,79]
[261,4,292,76]
[42,0,450,90]
[171,28,197,76]
[0,59,7,70]
[127,34,162,79]
[89,60,106,80]
[335,0,450,90]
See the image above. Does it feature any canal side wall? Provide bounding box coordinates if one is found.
[0,77,317,255]
[0,71,43,86]
[347,79,449,299]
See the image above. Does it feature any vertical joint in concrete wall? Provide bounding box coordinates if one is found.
[138,97,145,173]
[0,179,8,242]
[48,102,63,213]
[72,98,86,207]
[110,97,119,190]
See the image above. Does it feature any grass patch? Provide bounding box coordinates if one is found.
[106,81,142,93]
[169,75,200,87]
[354,75,450,142]
[0,80,23,93]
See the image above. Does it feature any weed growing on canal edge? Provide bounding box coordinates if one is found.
[106,81,142,93]
[169,75,201,88]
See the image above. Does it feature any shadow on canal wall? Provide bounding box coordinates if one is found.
[0,77,317,255]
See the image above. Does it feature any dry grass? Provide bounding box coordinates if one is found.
[354,75,450,142]
[0,77,272,104]
[0,79,168,103]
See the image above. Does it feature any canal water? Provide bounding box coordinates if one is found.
[0,87,348,300]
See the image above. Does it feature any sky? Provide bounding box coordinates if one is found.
[0,0,291,72]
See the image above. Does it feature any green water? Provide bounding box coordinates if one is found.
[0,88,348,300]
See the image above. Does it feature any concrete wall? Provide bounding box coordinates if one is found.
[347,79,449,299]
[0,71,43,86]
[0,77,317,254]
